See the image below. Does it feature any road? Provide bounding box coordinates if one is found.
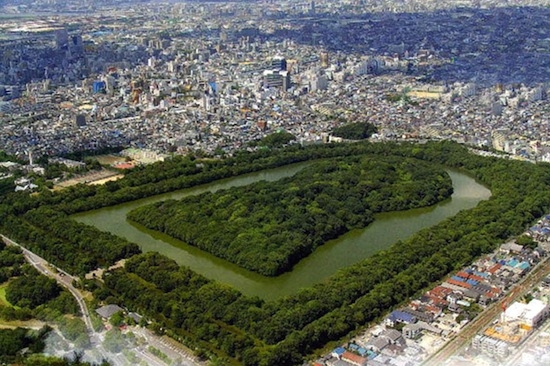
[423,255,550,366]
[135,347,166,366]
[132,326,204,366]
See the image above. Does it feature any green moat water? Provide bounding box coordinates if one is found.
[74,163,490,300]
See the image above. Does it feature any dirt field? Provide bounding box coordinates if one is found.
[88,174,124,186]
[93,154,127,166]
[0,319,47,330]
[53,169,123,190]
[85,259,126,280]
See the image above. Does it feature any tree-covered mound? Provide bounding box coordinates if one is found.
[249,131,297,148]
[331,122,378,140]
[127,156,453,276]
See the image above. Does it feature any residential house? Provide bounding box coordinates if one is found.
[341,351,367,366]
[402,308,434,323]
[366,337,390,353]
[331,347,346,359]
[385,310,417,327]
[500,242,524,254]
[380,329,405,346]
[96,304,124,319]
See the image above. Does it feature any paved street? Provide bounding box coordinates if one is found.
[132,327,204,366]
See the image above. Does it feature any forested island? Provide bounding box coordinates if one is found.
[1,141,550,365]
[128,156,453,276]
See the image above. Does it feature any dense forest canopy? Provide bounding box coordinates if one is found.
[2,141,550,365]
[0,178,14,196]
[0,150,20,163]
[128,156,453,275]
[99,142,550,365]
[6,273,61,309]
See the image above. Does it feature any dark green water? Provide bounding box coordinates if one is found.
[73,163,491,300]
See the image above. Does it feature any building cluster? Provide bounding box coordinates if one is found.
[509,280,550,366]
[314,216,550,366]
[471,298,548,360]
[0,1,548,163]
[450,216,550,365]
[529,217,550,242]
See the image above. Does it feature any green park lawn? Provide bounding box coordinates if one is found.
[0,282,19,309]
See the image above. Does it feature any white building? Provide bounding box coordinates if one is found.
[504,299,549,327]
[472,334,510,358]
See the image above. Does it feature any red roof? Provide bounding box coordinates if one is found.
[427,296,448,307]
[470,274,486,282]
[429,286,453,298]
[488,263,502,274]
[342,351,367,366]
[446,278,472,289]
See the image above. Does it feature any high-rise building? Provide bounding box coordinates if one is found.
[75,114,87,127]
[70,34,83,54]
[270,56,287,71]
[320,51,329,68]
[55,29,69,51]
[263,70,290,90]
[309,73,328,92]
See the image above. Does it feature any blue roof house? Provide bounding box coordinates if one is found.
[385,310,417,327]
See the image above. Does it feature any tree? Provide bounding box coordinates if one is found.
[109,311,125,327]
[515,235,538,249]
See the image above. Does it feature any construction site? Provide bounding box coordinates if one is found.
[472,298,549,359]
